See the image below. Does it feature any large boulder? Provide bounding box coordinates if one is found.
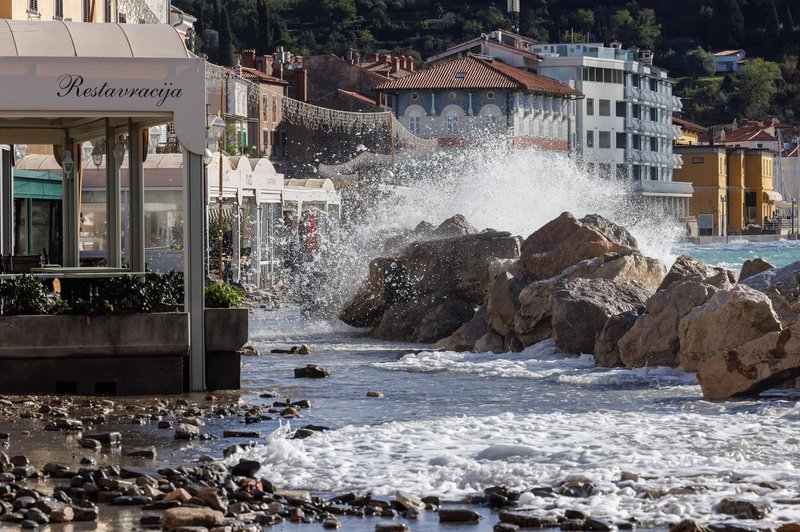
[339,257,408,327]
[619,280,721,367]
[432,214,476,238]
[678,285,782,372]
[697,322,800,399]
[434,307,491,352]
[403,230,521,302]
[658,255,736,292]
[515,278,649,354]
[739,257,775,282]
[594,310,640,368]
[373,293,445,341]
[742,260,800,324]
[559,251,667,294]
[520,212,637,281]
[486,260,530,336]
[412,300,478,343]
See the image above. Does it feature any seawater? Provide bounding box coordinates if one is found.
[231,147,800,530]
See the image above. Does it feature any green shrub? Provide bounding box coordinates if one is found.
[0,275,49,315]
[205,283,245,308]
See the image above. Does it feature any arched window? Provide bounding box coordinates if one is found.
[404,104,426,136]
[479,104,502,131]
[408,110,422,135]
[442,105,463,136]
[446,111,460,135]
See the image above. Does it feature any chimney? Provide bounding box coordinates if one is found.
[381,53,391,63]
[294,69,308,102]
[353,51,361,64]
[234,55,243,77]
[404,56,414,71]
[372,52,380,62]
[241,49,256,68]
[392,57,401,73]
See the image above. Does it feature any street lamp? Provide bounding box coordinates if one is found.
[792,198,797,239]
[62,150,75,175]
[91,142,104,170]
[210,113,226,278]
[720,194,726,239]
[202,148,213,167]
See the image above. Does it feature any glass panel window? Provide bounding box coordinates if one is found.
[599,99,610,116]
[616,101,626,117]
[83,0,91,21]
[586,98,594,116]
[55,0,63,18]
[28,0,38,13]
[446,111,460,135]
[650,137,658,151]
[586,130,594,148]
[599,131,611,148]
[616,133,627,149]
[408,112,421,135]
[105,0,112,22]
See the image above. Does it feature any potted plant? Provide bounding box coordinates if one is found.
[204,282,249,391]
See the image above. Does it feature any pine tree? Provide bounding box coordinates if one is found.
[218,6,236,67]
[256,0,273,56]
[193,4,206,55]
[211,0,222,34]
[713,0,744,49]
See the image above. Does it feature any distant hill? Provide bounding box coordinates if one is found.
[175,0,800,125]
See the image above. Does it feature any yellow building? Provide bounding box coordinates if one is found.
[0,0,118,23]
[673,116,706,146]
[674,145,778,235]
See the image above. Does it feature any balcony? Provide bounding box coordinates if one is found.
[626,118,681,139]
[624,87,681,110]
[630,150,683,167]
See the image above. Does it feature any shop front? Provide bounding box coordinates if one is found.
[0,20,208,392]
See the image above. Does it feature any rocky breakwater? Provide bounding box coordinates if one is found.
[339,215,521,342]
[438,212,666,355]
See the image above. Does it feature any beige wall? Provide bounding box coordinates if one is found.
[1,0,117,22]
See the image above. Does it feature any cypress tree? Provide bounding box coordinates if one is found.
[193,4,206,55]
[256,0,272,55]
[218,6,236,67]
[211,0,221,33]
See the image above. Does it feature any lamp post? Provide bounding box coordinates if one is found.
[91,142,104,170]
[792,198,797,239]
[720,194,726,240]
[210,113,226,278]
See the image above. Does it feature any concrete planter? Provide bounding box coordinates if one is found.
[204,308,249,391]
[0,313,188,395]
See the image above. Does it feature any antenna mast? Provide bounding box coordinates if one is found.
[507,0,520,34]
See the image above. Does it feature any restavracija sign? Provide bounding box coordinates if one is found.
[56,74,184,108]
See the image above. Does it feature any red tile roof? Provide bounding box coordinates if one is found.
[374,55,579,96]
[234,67,288,85]
[672,116,706,133]
[336,89,380,106]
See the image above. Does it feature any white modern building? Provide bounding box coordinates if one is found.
[530,41,691,212]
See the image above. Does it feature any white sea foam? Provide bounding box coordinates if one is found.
[373,340,697,388]
[232,404,800,528]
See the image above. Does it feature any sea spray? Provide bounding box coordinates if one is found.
[294,140,683,319]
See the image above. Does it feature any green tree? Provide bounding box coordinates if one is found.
[732,58,782,118]
[203,29,219,64]
[609,7,660,49]
[561,29,587,43]
[218,6,236,67]
[211,0,221,33]
[711,0,744,49]
[256,0,273,55]
[684,47,716,77]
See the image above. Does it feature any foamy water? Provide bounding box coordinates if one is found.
[233,308,800,530]
[236,146,800,530]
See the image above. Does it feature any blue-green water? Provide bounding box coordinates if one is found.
[675,238,800,271]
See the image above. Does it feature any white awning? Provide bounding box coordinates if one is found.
[765,190,783,203]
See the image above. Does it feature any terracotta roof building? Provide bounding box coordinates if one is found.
[375,55,580,151]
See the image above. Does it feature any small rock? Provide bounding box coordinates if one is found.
[20,520,40,530]
[125,447,157,459]
[79,456,96,465]
[366,391,384,398]
[395,490,425,512]
[49,507,74,523]
[174,424,200,440]
[83,432,121,445]
[439,509,482,523]
[79,439,101,451]
[11,455,29,467]
[157,421,173,429]
[669,520,710,532]
[620,471,639,482]
[162,507,224,529]
[375,523,409,532]
[223,431,261,438]
[231,460,261,478]
[293,365,330,378]
[164,488,193,503]
[323,515,341,528]
[718,498,771,519]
